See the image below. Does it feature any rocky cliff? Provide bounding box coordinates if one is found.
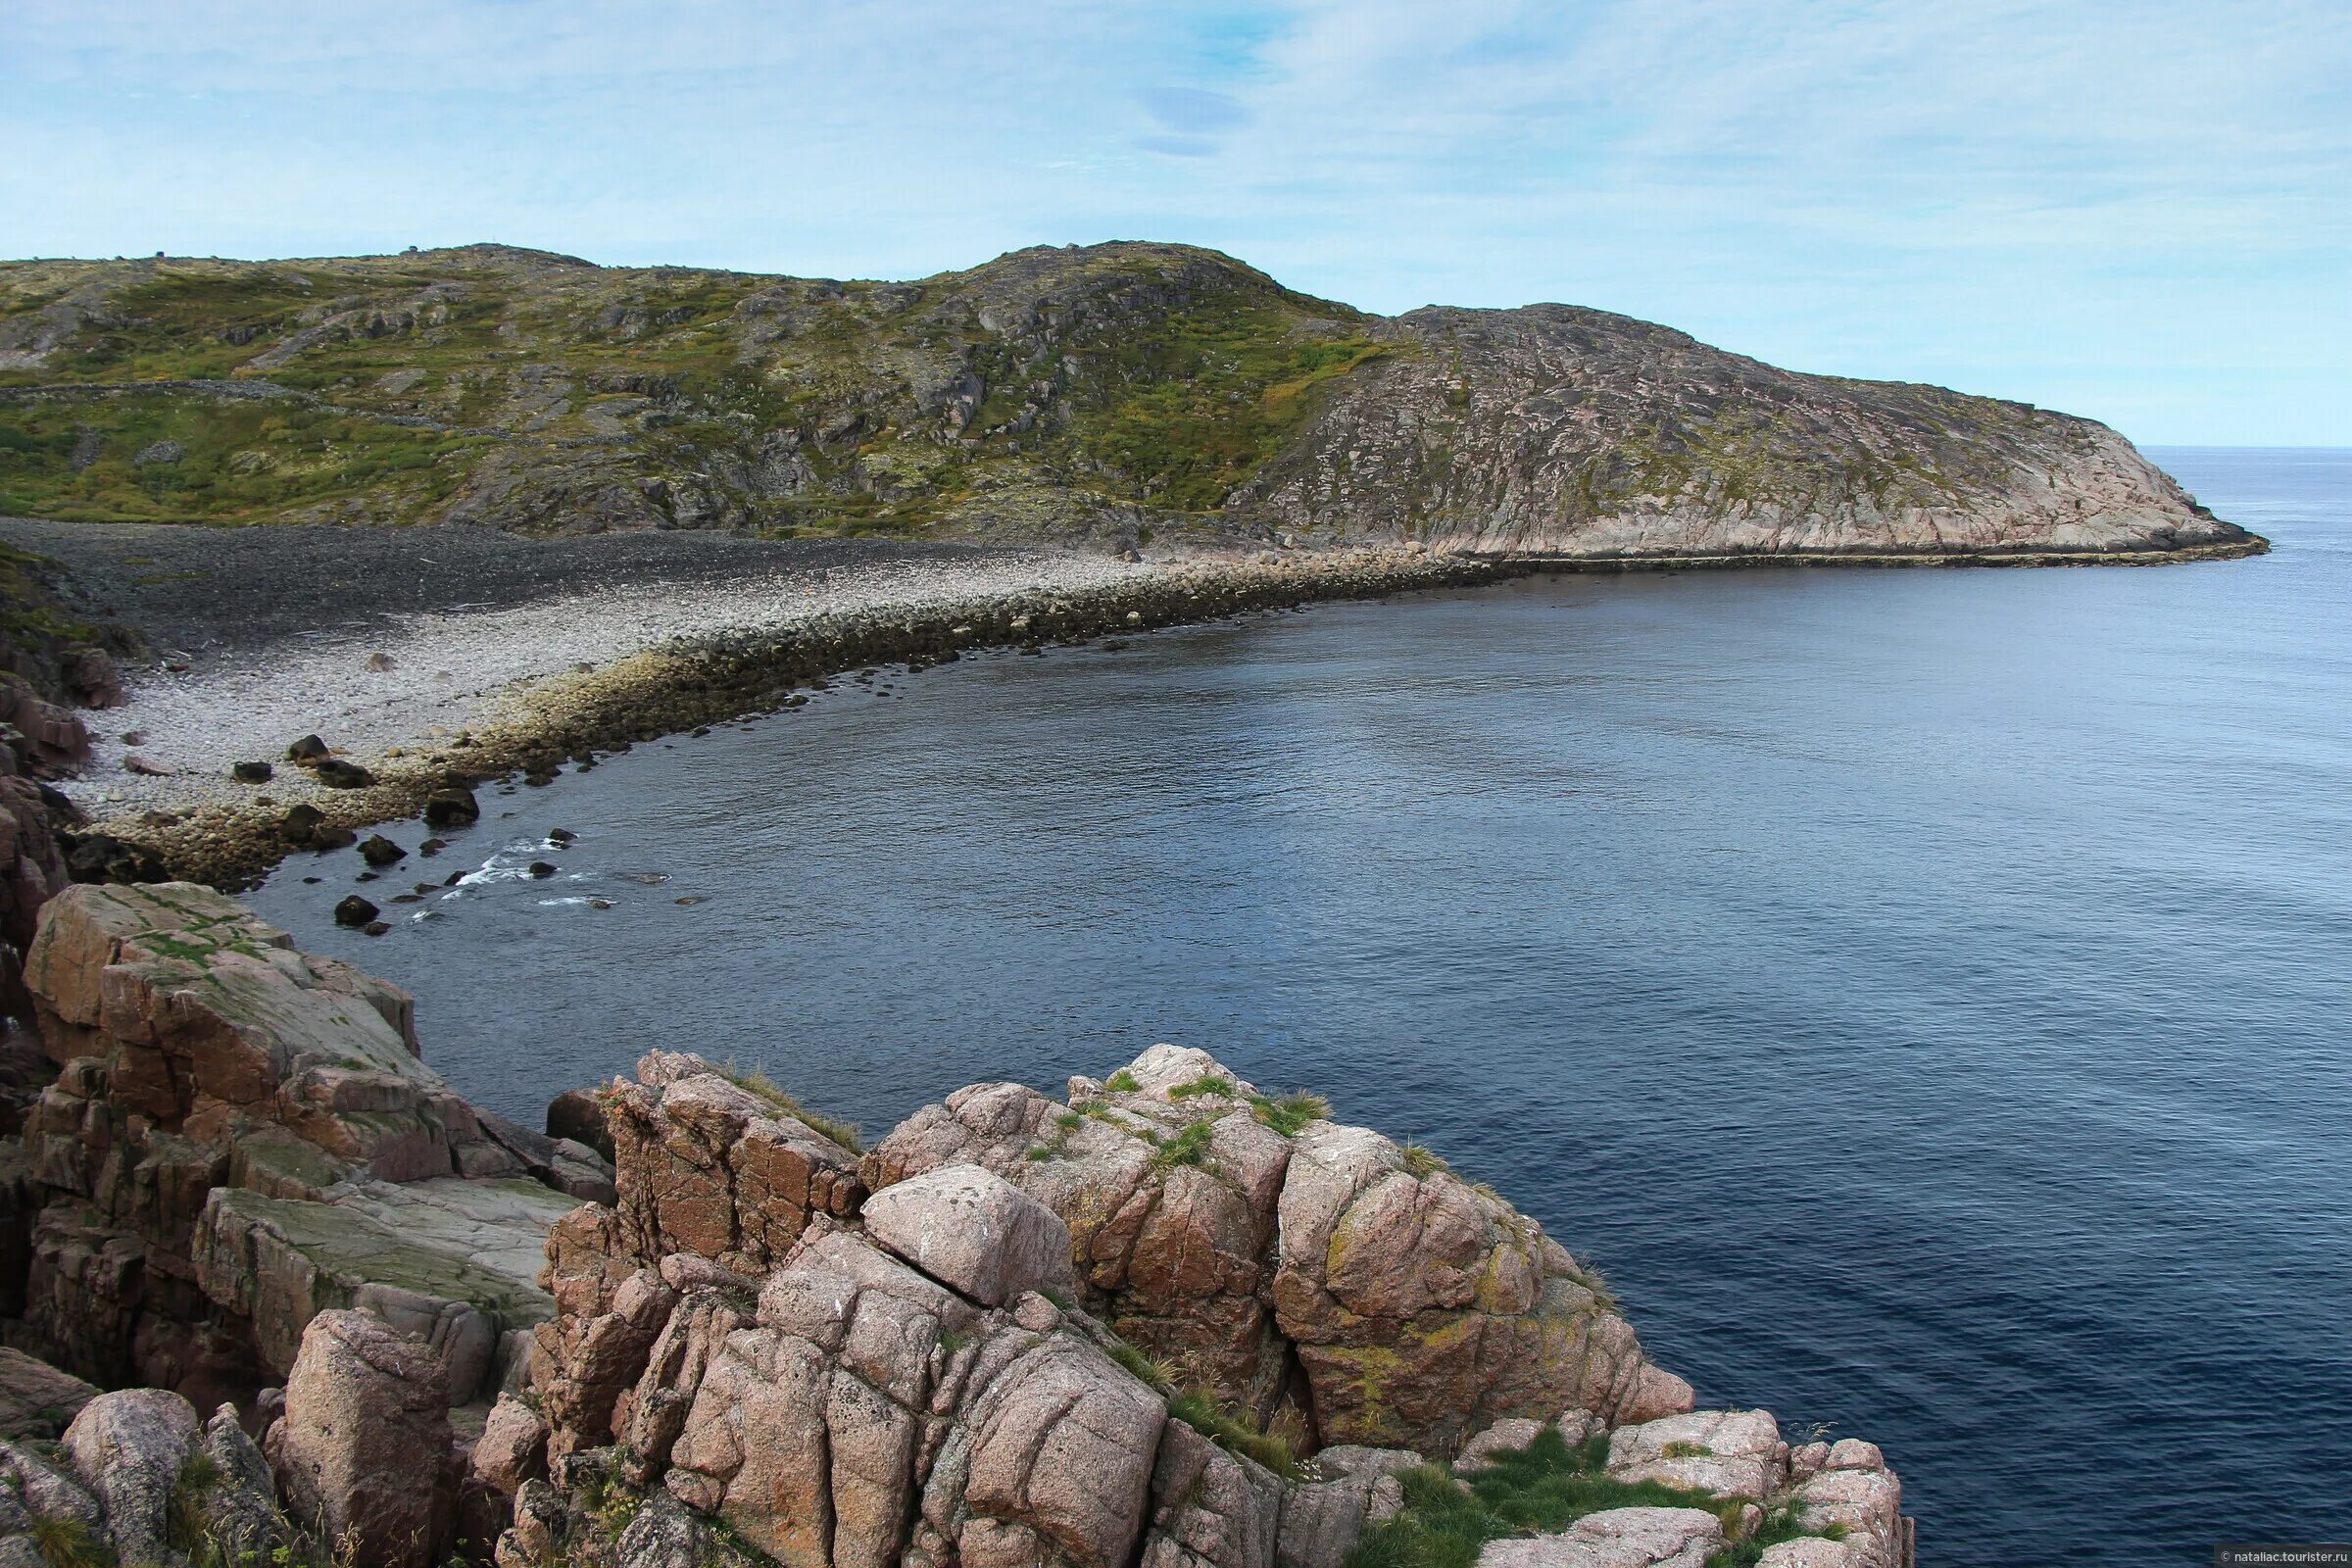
[0,887,1912,1568]
[0,242,2255,564]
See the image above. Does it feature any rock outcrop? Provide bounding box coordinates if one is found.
[0,899,1914,1568]
[866,1045,1688,1449]
[0,881,608,1408]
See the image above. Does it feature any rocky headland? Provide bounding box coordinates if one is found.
[0,241,2261,565]
[0,237,2269,896]
[0,879,1912,1568]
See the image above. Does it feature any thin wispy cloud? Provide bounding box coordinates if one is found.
[2,0,2344,442]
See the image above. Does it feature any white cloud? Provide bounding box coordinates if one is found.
[2,0,2345,441]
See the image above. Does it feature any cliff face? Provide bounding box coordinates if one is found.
[1243,306,2241,560]
[0,242,2256,563]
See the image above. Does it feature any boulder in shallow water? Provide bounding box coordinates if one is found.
[335,894,380,927]
[422,787,480,829]
[359,835,408,867]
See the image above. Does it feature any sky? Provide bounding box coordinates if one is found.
[3,1,2347,446]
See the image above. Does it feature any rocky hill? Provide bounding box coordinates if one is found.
[0,241,2256,562]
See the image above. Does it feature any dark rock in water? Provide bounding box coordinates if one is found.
[314,826,357,852]
[422,788,480,830]
[673,896,706,906]
[523,770,557,788]
[526,861,558,879]
[417,838,447,857]
[302,876,320,885]
[362,921,390,936]
[548,828,577,845]
[359,835,407,868]
[332,894,378,928]
[315,759,376,790]
[545,1088,612,1160]
[232,760,274,784]
[285,735,329,764]
[354,872,376,884]
[587,899,612,910]
[389,895,423,905]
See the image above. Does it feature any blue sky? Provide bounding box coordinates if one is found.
[4,1,2346,445]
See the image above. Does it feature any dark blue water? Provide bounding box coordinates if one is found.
[252,448,2352,1565]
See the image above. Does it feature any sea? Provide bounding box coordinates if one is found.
[251,447,2352,1565]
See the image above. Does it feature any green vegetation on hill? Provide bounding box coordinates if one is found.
[0,242,1388,538]
[0,240,2238,558]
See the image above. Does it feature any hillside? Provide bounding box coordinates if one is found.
[0,240,2257,561]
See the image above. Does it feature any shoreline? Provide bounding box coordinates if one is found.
[28,527,2268,889]
[62,546,1511,887]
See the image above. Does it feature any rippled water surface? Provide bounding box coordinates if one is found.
[253,448,2352,1565]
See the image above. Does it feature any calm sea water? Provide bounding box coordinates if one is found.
[252,448,2352,1565]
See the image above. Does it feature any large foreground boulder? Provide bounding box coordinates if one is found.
[62,1387,200,1567]
[859,1162,1077,1307]
[269,1308,456,1568]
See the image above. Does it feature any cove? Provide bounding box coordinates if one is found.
[250,449,2352,1566]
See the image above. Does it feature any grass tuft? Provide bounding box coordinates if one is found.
[30,1514,117,1568]
[168,1449,223,1552]
[1105,1336,1175,1393]
[1152,1119,1216,1172]
[720,1059,861,1151]
[1168,1073,1234,1101]
[1398,1141,1448,1179]
[1249,1091,1331,1137]
[1103,1068,1141,1093]
[1346,1427,1784,1568]
[1168,1389,1298,1481]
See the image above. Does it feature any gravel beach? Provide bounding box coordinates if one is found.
[0,517,1496,882]
[0,518,1149,815]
